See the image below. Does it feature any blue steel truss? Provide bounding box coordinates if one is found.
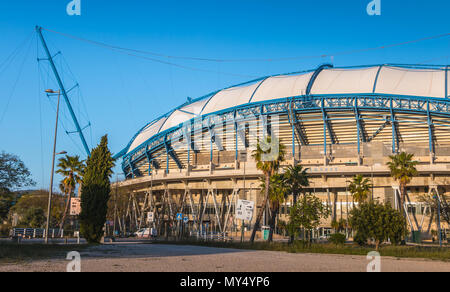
[117,64,450,159]
[117,64,450,177]
[121,93,450,177]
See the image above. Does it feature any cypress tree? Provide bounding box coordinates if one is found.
[79,135,115,243]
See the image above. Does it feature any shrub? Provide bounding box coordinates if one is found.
[328,233,346,246]
[0,224,11,237]
[287,193,330,241]
[331,219,347,233]
[18,207,46,228]
[292,240,310,247]
[354,231,368,246]
[350,201,407,250]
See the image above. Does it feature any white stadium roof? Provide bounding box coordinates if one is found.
[126,64,450,154]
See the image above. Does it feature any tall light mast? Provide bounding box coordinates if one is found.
[36,26,91,157]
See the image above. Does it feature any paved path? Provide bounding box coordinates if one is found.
[1,243,449,272]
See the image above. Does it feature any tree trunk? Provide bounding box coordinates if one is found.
[59,189,73,232]
[399,183,411,243]
[333,192,338,222]
[250,174,270,243]
[400,183,407,217]
[289,191,298,243]
[332,192,338,233]
[268,206,278,242]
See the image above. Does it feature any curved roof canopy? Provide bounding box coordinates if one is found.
[123,64,450,155]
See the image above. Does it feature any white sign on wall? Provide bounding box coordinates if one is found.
[70,198,81,216]
[236,199,255,221]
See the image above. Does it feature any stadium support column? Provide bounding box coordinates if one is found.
[354,97,365,166]
[392,185,414,232]
[210,121,214,174]
[187,185,199,234]
[223,179,239,235]
[390,98,398,154]
[392,185,400,210]
[289,101,296,164]
[145,145,152,176]
[148,187,155,230]
[200,180,222,234]
[356,113,361,165]
[427,101,435,164]
[321,99,328,166]
[207,117,223,174]
[177,183,189,239]
[183,124,194,175]
[186,129,191,175]
[164,135,170,175]
[234,110,239,170]
[429,185,443,246]
[288,100,297,166]
[292,122,296,165]
[162,183,174,238]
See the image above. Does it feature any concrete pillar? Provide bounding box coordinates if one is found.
[392,185,400,210]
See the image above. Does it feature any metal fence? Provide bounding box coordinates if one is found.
[11,228,64,238]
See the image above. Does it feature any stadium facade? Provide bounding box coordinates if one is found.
[114,64,450,239]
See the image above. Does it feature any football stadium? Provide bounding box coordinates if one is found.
[114,64,450,239]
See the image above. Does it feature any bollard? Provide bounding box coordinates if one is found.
[75,231,80,244]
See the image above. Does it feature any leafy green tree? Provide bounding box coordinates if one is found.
[350,201,407,250]
[276,219,288,236]
[331,218,348,233]
[19,207,46,228]
[250,136,285,243]
[283,165,310,202]
[387,152,418,214]
[0,152,35,192]
[11,190,65,227]
[79,135,115,243]
[56,155,85,230]
[283,165,310,242]
[348,174,372,203]
[328,233,346,246]
[288,193,329,243]
[0,191,15,221]
[0,152,35,219]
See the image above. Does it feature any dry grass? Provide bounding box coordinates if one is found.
[0,242,89,263]
[154,239,450,262]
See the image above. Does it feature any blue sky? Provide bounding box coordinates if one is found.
[0,0,449,189]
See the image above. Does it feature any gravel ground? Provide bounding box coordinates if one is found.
[1,243,449,272]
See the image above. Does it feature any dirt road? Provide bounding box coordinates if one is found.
[1,243,449,272]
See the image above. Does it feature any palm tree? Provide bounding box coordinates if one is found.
[56,155,85,231]
[386,152,418,216]
[348,174,372,204]
[250,136,286,243]
[260,174,288,242]
[283,165,310,242]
